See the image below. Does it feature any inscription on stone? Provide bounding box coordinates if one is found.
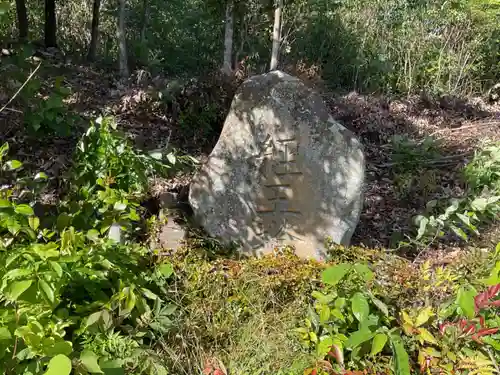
[188,71,365,259]
[252,134,304,247]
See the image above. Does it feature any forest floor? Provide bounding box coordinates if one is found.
[1,58,500,257]
[2,55,500,375]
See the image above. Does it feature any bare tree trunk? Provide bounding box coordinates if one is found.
[87,0,101,61]
[44,0,57,48]
[140,0,149,44]
[15,0,28,41]
[221,0,234,76]
[269,0,282,71]
[117,0,129,78]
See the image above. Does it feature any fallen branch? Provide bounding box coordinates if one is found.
[376,152,471,168]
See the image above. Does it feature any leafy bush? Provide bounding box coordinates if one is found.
[0,117,178,374]
[23,76,78,136]
[464,142,500,193]
[59,116,197,240]
[298,248,500,375]
[412,142,500,245]
[391,135,442,172]
[296,262,410,375]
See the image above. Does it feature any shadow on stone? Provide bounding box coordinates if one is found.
[188,71,365,260]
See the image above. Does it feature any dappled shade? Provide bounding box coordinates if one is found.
[189,71,365,259]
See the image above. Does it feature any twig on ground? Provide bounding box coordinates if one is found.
[0,62,42,114]
[376,152,471,168]
[428,120,500,137]
[1,107,23,114]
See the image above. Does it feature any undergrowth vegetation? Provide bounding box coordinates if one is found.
[0,115,499,374]
[1,0,499,96]
[411,141,500,246]
[0,118,185,374]
[1,0,500,373]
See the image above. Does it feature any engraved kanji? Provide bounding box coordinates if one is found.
[253,134,303,243]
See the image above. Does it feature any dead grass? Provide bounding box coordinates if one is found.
[158,251,321,375]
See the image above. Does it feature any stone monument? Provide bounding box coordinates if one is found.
[188,71,365,259]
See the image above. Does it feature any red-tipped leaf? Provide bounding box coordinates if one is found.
[487,284,500,299]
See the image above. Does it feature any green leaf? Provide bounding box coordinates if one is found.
[125,290,136,313]
[370,333,387,356]
[86,311,102,328]
[321,264,351,285]
[14,204,34,216]
[0,199,11,208]
[0,142,8,157]
[319,304,330,323]
[351,293,370,322]
[86,229,100,242]
[149,150,163,160]
[471,197,488,212]
[141,288,158,300]
[415,215,429,239]
[5,160,23,170]
[482,337,500,351]
[414,307,434,327]
[450,225,468,241]
[353,263,374,281]
[113,202,127,211]
[370,296,389,317]
[331,308,345,321]
[317,336,333,358]
[56,213,71,231]
[6,217,21,235]
[309,331,318,343]
[29,216,40,230]
[7,279,33,301]
[39,279,55,304]
[80,350,103,373]
[346,329,374,349]
[456,285,477,319]
[44,340,73,356]
[49,261,63,278]
[334,297,346,309]
[34,172,48,181]
[0,327,12,340]
[418,328,438,345]
[158,263,174,278]
[4,268,32,279]
[166,152,176,165]
[390,334,411,375]
[43,354,72,375]
[99,359,124,375]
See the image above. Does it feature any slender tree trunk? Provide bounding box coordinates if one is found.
[87,0,101,61]
[140,0,149,44]
[117,0,129,77]
[221,0,234,76]
[270,0,282,71]
[15,0,28,41]
[44,0,57,48]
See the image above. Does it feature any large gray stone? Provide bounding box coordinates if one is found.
[188,71,365,259]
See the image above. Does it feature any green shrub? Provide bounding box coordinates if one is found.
[299,248,500,375]
[412,142,500,245]
[0,117,178,374]
[296,262,409,375]
[23,76,78,136]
